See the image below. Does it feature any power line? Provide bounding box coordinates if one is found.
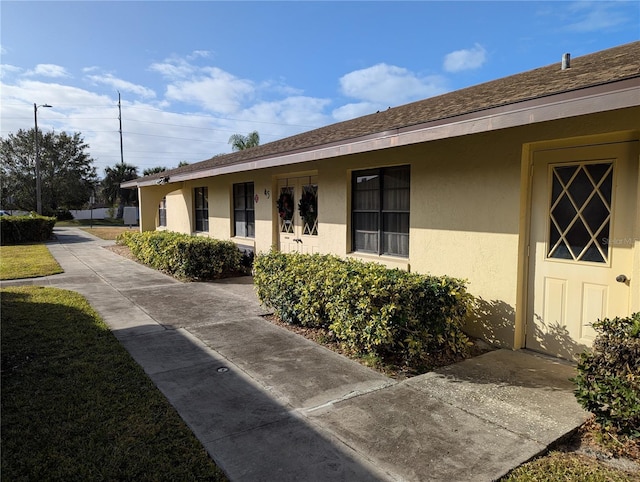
[122,105,322,129]
[1,102,323,129]
[124,131,232,143]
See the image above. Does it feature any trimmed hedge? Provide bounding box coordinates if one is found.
[253,251,472,363]
[0,215,56,245]
[573,313,640,437]
[116,231,247,281]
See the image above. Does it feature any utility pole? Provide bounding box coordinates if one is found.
[33,103,52,215]
[118,91,124,165]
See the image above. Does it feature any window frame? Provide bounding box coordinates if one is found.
[194,187,209,232]
[158,196,167,227]
[233,182,255,238]
[351,165,410,258]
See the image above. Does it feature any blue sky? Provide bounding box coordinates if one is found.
[1,1,638,177]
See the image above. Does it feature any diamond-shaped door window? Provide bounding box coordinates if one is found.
[547,162,613,263]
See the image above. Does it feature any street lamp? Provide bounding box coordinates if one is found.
[34,103,52,215]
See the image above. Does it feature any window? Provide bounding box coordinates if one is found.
[352,165,410,257]
[194,187,208,232]
[233,182,255,238]
[158,197,167,227]
[547,162,613,263]
[301,182,318,236]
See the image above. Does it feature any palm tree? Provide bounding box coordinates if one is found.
[143,166,167,176]
[102,163,139,219]
[228,131,260,151]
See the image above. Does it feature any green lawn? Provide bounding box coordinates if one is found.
[56,218,125,227]
[1,286,227,481]
[82,226,133,240]
[0,243,63,280]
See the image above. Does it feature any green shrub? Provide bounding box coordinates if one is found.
[54,209,74,221]
[573,313,640,437]
[253,251,472,363]
[0,215,56,245]
[116,230,245,281]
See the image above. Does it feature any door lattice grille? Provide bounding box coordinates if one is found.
[279,186,295,234]
[548,162,613,263]
[301,184,318,236]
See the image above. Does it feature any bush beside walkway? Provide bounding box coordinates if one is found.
[254,251,473,371]
[0,214,56,245]
[116,231,250,280]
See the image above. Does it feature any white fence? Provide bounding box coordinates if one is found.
[69,208,112,220]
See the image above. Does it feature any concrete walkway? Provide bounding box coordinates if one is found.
[1,227,590,481]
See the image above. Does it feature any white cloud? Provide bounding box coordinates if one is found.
[0,78,222,174]
[188,50,211,60]
[164,67,255,114]
[149,57,197,80]
[0,59,330,177]
[259,78,304,97]
[443,44,487,73]
[332,102,380,122]
[339,63,447,107]
[0,64,22,79]
[564,2,629,32]
[86,73,156,99]
[6,53,449,176]
[26,64,70,78]
[238,96,331,137]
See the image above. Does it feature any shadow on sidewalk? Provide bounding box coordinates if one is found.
[116,325,389,481]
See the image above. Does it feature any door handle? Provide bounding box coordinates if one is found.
[293,238,302,243]
[616,274,628,283]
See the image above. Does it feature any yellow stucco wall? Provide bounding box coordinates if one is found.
[144,108,639,349]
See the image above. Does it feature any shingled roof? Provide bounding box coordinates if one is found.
[130,41,640,186]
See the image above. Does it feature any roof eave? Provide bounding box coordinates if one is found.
[124,77,640,189]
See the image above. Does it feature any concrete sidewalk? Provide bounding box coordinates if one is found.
[1,227,590,481]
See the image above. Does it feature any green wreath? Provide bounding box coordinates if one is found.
[298,190,317,227]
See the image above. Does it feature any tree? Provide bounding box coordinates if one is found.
[228,131,260,151]
[143,166,167,176]
[102,163,139,219]
[0,129,98,214]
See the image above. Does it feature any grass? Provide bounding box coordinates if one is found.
[0,243,63,280]
[56,218,125,227]
[1,286,228,481]
[82,226,133,240]
[502,450,637,481]
[55,217,136,240]
[502,418,639,481]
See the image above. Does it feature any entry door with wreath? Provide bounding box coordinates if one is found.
[277,176,319,253]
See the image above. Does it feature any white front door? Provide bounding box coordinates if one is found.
[277,176,319,254]
[527,141,638,359]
